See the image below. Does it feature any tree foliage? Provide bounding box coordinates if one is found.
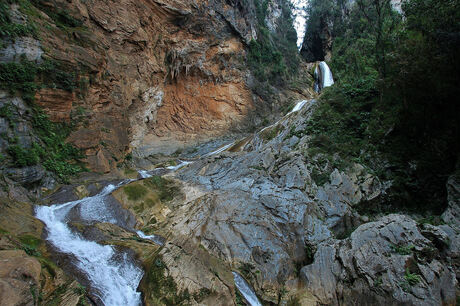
[247,0,299,85]
[307,0,460,213]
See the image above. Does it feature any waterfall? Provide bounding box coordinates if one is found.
[233,272,262,306]
[35,184,144,305]
[314,61,334,92]
[288,99,309,114]
[204,142,235,157]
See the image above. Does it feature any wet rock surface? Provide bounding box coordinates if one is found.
[120,101,458,305]
[301,214,456,305]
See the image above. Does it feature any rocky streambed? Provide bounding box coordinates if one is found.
[1,99,458,305]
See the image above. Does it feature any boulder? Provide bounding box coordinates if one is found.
[5,165,45,185]
[300,214,457,305]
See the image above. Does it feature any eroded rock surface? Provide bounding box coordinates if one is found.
[1,0,311,172]
[120,100,458,305]
[301,214,457,305]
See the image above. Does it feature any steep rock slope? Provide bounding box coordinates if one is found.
[0,0,312,174]
[110,100,458,304]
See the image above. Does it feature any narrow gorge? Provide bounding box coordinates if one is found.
[0,0,459,305]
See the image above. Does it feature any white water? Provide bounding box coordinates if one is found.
[204,142,235,157]
[138,170,151,179]
[232,272,262,306]
[35,184,144,305]
[166,160,193,171]
[136,230,164,246]
[319,61,334,88]
[288,99,309,114]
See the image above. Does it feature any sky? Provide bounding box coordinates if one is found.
[289,0,309,48]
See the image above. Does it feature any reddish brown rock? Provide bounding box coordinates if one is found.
[0,250,41,306]
[24,0,310,170]
[35,88,75,122]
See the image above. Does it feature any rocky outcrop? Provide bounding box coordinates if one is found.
[301,214,457,305]
[1,0,308,172]
[5,165,46,185]
[0,250,41,306]
[34,89,74,123]
[113,100,457,304]
[0,37,43,63]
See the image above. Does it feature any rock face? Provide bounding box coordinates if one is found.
[116,100,457,304]
[0,250,41,306]
[301,214,457,305]
[0,37,43,63]
[0,0,309,172]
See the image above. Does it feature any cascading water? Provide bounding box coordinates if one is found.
[314,61,334,92]
[35,184,144,306]
[288,99,309,114]
[34,102,313,304]
[203,142,235,157]
[232,272,262,306]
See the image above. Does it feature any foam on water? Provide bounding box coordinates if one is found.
[319,61,334,88]
[288,99,309,114]
[138,170,151,179]
[35,184,144,306]
[233,272,262,306]
[136,230,164,246]
[166,160,193,171]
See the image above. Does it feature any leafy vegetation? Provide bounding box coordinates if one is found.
[305,0,460,214]
[0,58,76,103]
[0,0,37,39]
[4,107,84,181]
[7,144,40,167]
[246,0,300,88]
[404,268,421,286]
[143,176,179,203]
[390,244,415,256]
[0,53,82,181]
[123,184,148,201]
[31,108,84,180]
[142,256,191,305]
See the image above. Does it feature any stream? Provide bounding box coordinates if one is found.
[35,183,144,305]
[32,100,314,305]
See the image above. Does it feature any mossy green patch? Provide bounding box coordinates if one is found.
[142,255,191,305]
[19,234,42,256]
[260,125,283,142]
[143,176,179,203]
[123,184,148,201]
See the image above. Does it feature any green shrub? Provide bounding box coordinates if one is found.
[0,1,37,38]
[31,108,84,180]
[143,176,178,202]
[7,144,40,166]
[404,268,421,286]
[0,60,38,102]
[390,244,415,256]
[245,0,299,87]
[124,184,148,201]
[0,104,13,119]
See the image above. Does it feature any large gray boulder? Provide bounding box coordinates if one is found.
[5,165,45,185]
[300,214,457,305]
